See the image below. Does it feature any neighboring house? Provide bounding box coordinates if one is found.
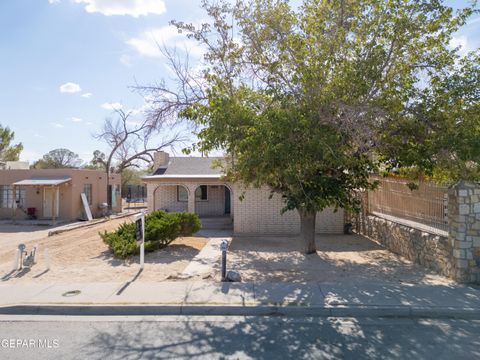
[0,169,121,222]
[143,151,345,234]
[0,161,30,170]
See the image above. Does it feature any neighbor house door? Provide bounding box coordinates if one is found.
[43,187,59,218]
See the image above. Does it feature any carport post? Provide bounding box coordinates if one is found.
[12,184,16,224]
[51,185,56,226]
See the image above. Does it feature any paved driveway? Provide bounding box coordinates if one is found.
[0,225,52,249]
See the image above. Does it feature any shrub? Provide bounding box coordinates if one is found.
[145,216,181,244]
[100,231,137,259]
[171,212,202,236]
[100,211,201,258]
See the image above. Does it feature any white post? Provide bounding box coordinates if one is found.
[140,210,145,269]
[44,248,50,270]
[12,249,20,271]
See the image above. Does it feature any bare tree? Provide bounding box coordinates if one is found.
[92,108,187,206]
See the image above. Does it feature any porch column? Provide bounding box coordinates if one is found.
[51,185,56,226]
[186,184,196,214]
[146,183,157,213]
[12,184,16,224]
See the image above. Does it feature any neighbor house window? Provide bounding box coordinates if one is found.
[0,186,26,208]
[177,186,188,202]
[195,185,208,201]
[83,184,92,205]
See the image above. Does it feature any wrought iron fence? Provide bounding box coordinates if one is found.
[368,176,449,233]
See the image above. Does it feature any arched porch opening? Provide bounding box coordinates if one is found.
[193,184,233,230]
[152,184,190,213]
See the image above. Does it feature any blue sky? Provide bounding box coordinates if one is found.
[0,0,479,165]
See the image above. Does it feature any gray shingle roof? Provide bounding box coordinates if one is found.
[153,157,224,176]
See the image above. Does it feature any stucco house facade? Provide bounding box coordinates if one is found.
[0,169,121,222]
[143,151,345,234]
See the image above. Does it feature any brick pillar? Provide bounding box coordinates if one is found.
[449,181,480,283]
[186,184,196,214]
[146,183,157,213]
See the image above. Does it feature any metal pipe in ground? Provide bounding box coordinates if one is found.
[220,239,228,281]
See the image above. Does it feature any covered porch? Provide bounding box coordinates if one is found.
[149,181,233,230]
[11,176,72,225]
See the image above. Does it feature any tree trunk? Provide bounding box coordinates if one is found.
[298,209,317,254]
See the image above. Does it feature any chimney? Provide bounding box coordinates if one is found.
[153,151,170,169]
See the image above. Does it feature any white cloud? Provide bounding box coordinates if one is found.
[81,92,93,98]
[126,25,205,59]
[450,35,471,56]
[86,121,93,126]
[74,0,166,17]
[48,0,61,4]
[71,117,83,122]
[468,17,480,25]
[50,122,65,128]
[101,102,123,110]
[59,82,81,93]
[20,150,42,163]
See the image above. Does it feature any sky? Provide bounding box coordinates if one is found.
[0,0,479,165]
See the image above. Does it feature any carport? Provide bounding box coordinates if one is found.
[12,176,71,225]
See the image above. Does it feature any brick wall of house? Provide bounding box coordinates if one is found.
[195,185,225,216]
[152,185,188,212]
[233,185,344,234]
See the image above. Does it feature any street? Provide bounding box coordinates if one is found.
[0,316,479,359]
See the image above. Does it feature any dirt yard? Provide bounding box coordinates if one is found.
[227,234,454,285]
[0,217,208,284]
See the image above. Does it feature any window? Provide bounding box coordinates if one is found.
[177,186,188,202]
[83,184,92,205]
[195,185,208,201]
[0,186,26,208]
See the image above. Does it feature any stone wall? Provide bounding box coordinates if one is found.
[448,181,480,283]
[363,215,454,278]
[358,181,480,284]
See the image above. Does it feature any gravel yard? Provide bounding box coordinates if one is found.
[0,217,208,284]
[227,234,453,285]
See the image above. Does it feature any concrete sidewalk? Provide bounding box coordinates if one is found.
[0,280,479,319]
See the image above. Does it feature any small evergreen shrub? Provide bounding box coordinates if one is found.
[171,212,202,236]
[100,211,201,258]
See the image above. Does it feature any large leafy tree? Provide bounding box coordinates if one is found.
[146,0,476,253]
[34,148,83,169]
[0,124,23,162]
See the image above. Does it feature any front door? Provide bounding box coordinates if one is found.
[43,187,59,218]
[224,186,231,214]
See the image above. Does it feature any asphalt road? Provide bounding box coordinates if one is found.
[0,315,479,359]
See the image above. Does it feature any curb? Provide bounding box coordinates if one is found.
[1,304,479,319]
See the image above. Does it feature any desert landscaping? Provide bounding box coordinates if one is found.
[0,217,453,287]
[0,217,208,284]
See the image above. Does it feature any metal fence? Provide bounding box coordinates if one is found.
[368,176,449,233]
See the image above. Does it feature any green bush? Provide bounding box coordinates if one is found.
[100,211,201,258]
[171,212,202,236]
[145,216,181,243]
[100,231,137,259]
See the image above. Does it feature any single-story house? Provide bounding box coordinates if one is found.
[0,169,122,222]
[143,151,345,234]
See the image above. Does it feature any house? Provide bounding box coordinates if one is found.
[0,169,122,223]
[143,151,345,234]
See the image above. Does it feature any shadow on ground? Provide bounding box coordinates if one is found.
[77,317,480,359]
[227,234,450,284]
